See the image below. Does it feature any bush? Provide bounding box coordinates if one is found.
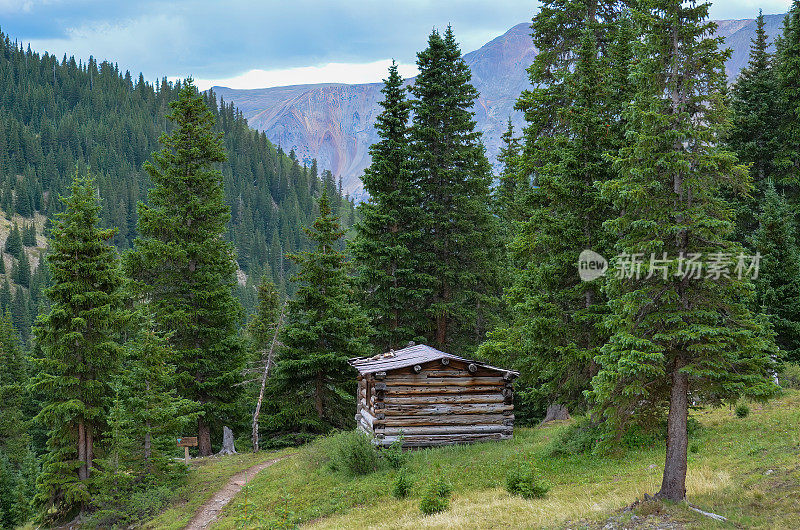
[548,416,599,455]
[382,436,406,469]
[735,403,750,418]
[689,442,700,454]
[505,466,549,499]
[780,362,800,389]
[392,469,413,499]
[419,471,452,515]
[325,430,381,476]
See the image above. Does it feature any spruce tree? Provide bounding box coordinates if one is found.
[32,172,126,522]
[409,27,501,351]
[23,222,36,247]
[0,311,28,465]
[270,191,371,433]
[12,251,30,288]
[775,1,800,194]
[750,181,800,363]
[593,1,778,502]
[4,224,21,258]
[728,10,781,237]
[351,61,426,351]
[126,79,244,456]
[481,1,630,417]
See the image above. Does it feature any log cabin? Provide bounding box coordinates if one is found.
[348,343,519,447]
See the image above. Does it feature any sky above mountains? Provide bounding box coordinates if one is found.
[0,0,794,89]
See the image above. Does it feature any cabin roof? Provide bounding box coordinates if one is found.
[348,343,519,377]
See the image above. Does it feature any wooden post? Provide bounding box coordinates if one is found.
[177,437,198,465]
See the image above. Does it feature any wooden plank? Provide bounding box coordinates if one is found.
[386,385,505,395]
[383,403,513,415]
[377,425,512,436]
[376,432,512,447]
[386,377,504,386]
[383,413,514,427]
[176,436,198,447]
[388,394,505,405]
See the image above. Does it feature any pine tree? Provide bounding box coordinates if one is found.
[32,171,126,522]
[4,224,21,258]
[775,1,800,193]
[409,27,501,351]
[23,222,36,247]
[728,10,781,237]
[12,251,30,288]
[248,277,280,352]
[0,311,28,465]
[127,79,245,456]
[270,191,371,433]
[494,118,524,227]
[593,1,778,502]
[351,61,427,351]
[481,1,630,418]
[750,181,800,363]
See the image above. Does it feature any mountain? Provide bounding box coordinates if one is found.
[214,13,786,197]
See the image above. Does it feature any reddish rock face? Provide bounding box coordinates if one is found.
[214,14,784,197]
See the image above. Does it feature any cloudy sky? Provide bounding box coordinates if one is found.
[0,0,794,90]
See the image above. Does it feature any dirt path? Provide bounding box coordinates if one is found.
[184,454,293,530]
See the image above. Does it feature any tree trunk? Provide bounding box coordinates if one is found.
[657,357,689,502]
[198,417,212,457]
[77,420,87,481]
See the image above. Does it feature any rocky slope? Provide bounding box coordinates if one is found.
[214,13,786,197]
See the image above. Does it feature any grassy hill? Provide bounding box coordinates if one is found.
[146,389,800,529]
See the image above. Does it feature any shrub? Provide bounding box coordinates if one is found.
[548,416,599,455]
[383,436,406,469]
[325,430,381,476]
[505,466,549,499]
[392,469,413,499]
[689,442,700,454]
[735,403,750,418]
[419,471,452,515]
[780,362,800,389]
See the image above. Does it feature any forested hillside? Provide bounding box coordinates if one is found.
[0,29,355,336]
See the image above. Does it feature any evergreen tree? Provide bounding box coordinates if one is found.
[23,223,36,247]
[352,61,427,351]
[728,10,781,237]
[409,27,501,351]
[481,0,630,418]
[248,277,280,352]
[4,225,21,258]
[750,181,800,363]
[593,1,778,502]
[494,118,524,227]
[32,172,126,522]
[127,79,245,457]
[270,191,371,433]
[0,255,5,275]
[0,311,28,465]
[775,1,800,193]
[12,251,30,289]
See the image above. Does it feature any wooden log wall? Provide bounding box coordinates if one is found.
[364,360,515,447]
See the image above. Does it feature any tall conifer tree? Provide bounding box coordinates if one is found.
[409,27,501,351]
[352,61,426,351]
[270,191,371,433]
[481,1,631,417]
[32,172,125,522]
[775,1,800,194]
[750,181,800,363]
[126,79,244,456]
[728,10,781,237]
[593,1,777,501]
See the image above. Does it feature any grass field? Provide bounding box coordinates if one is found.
[159,390,800,529]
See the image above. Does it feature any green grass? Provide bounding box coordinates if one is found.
[143,448,293,530]
[167,391,800,529]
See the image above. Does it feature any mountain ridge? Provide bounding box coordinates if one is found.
[214,13,787,196]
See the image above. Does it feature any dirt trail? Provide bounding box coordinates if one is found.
[183,454,293,530]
